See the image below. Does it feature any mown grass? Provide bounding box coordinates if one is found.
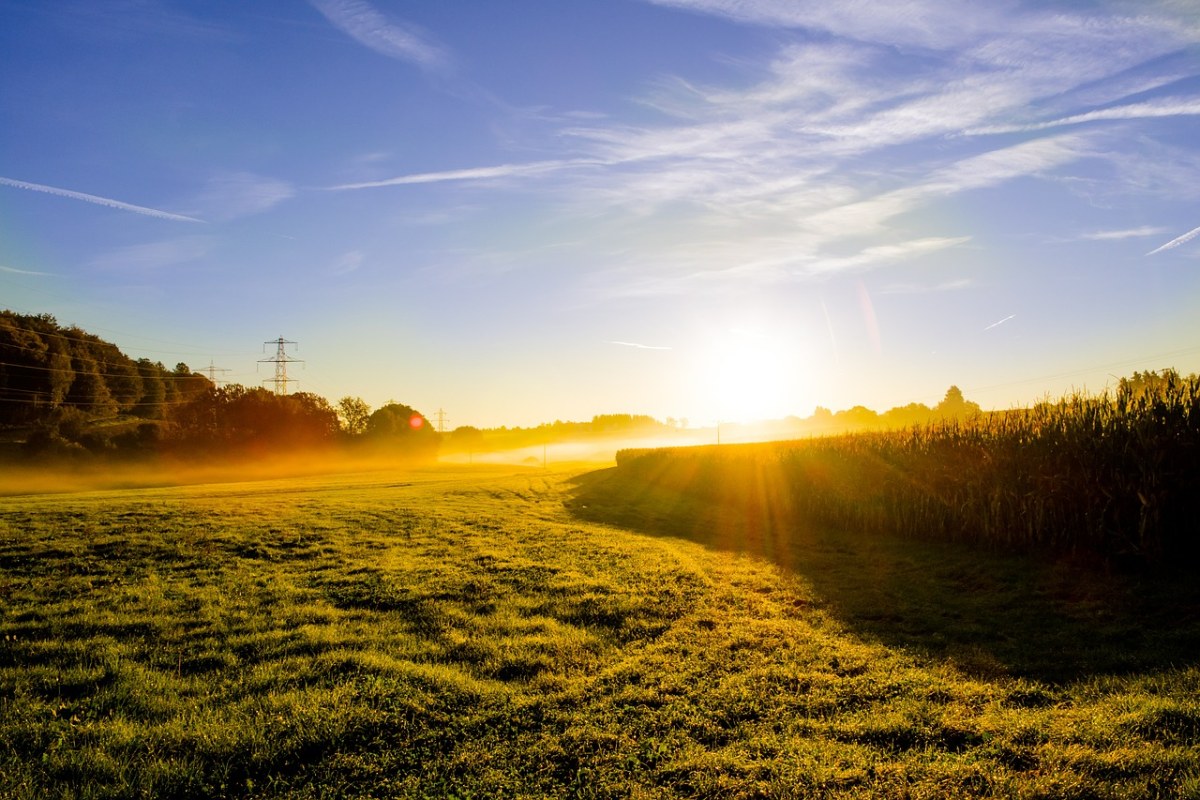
[2,464,1198,798]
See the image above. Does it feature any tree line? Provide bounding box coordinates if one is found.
[0,313,690,464]
[4,309,1064,464]
[0,312,437,462]
[0,311,211,425]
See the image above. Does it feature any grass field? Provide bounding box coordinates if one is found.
[2,463,1199,798]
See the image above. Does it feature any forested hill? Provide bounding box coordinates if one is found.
[0,311,212,426]
[0,311,442,463]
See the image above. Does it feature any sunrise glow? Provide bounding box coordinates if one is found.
[1,1,1198,427]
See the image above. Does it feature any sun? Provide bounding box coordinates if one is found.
[692,325,806,424]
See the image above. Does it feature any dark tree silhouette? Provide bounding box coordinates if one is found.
[364,402,440,459]
[936,385,982,419]
[336,396,372,435]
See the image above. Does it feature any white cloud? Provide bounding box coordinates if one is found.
[309,0,450,72]
[187,172,295,221]
[878,278,972,295]
[642,0,1004,49]
[89,236,213,271]
[0,264,55,277]
[964,97,1200,136]
[1081,226,1167,241]
[331,250,364,275]
[327,159,600,190]
[804,136,1088,239]
[0,176,203,223]
[383,1,1199,296]
[809,237,973,275]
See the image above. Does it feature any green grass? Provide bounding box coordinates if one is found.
[2,464,1199,798]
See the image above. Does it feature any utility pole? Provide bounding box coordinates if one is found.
[434,408,448,433]
[259,336,303,395]
[200,360,231,387]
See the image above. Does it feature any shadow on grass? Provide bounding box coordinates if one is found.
[566,467,1200,685]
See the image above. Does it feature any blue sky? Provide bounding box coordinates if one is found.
[2,0,1199,428]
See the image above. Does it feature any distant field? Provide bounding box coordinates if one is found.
[2,463,1199,798]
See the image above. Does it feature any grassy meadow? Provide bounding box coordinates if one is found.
[2,462,1199,798]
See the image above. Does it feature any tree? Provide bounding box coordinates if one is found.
[881,402,933,429]
[1118,369,1181,401]
[808,407,834,430]
[836,405,880,430]
[134,358,167,419]
[364,403,440,460]
[445,425,485,454]
[336,396,372,436]
[287,392,341,444]
[935,385,981,420]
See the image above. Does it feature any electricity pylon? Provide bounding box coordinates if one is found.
[201,360,231,386]
[259,337,303,395]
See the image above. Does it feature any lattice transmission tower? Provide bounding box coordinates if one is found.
[200,360,231,387]
[259,336,303,395]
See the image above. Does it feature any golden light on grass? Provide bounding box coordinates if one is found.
[3,448,1199,796]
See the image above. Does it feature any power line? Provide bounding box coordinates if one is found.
[0,359,215,382]
[0,306,241,357]
[199,359,232,387]
[259,336,302,395]
[1,310,218,357]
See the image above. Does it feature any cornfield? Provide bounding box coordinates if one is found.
[616,374,1200,565]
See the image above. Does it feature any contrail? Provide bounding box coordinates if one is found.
[1,264,54,276]
[1146,224,1200,256]
[963,98,1200,136]
[0,177,204,223]
[328,159,597,191]
[984,313,1016,331]
[608,340,672,350]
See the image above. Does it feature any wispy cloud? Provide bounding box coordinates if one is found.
[878,278,971,295]
[0,176,204,223]
[1081,226,1167,241]
[309,0,450,72]
[607,340,672,350]
[390,1,1199,296]
[185,172,294,221]
[89,236,213,271]
[0,264,55,277]
[642,0,1002,49]
[1147,224,1200,256]
[327,159,599,190]
[810,237,972,275]
[964,97,1200,136]
[331,250,364,275]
